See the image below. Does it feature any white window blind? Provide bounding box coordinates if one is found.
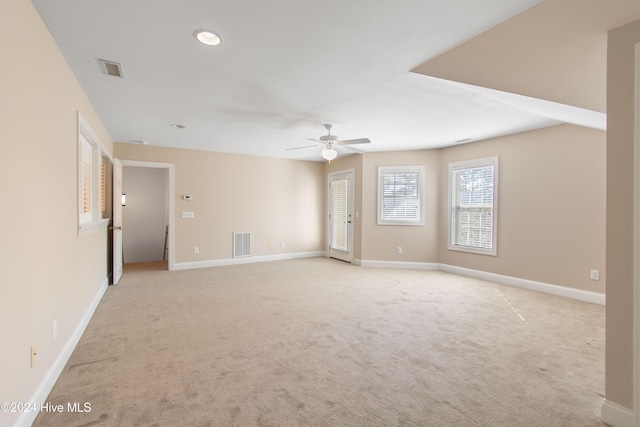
[449,157,498,255]
[79,135,92,224]
[330,178,348,251]
[77,113,110,235]
[378,166,424,225]
[100,156,106,213]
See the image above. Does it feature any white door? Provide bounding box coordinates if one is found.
[112,158,124,284]
[329,170,354,263]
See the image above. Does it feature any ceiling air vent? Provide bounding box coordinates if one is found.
[98,59,124,78]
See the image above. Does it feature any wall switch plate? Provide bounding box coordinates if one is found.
[181,211,194,219]
[396,246,403,254]
[590,269,600,280]
[193,247,199,254]
[52,320,58,341]
[280,242,285,248]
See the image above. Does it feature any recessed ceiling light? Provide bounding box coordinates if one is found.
[193,29,222,46]
[171,124,186,129]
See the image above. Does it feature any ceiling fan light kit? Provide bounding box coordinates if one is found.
[288,123,371,162]
[321,145,338,162]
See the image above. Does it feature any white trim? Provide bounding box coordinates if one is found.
[377,165,425,226]
[438,263,605,305]
[328,169,355,263]
[78,112,111,159]
[447,156,499,256]
[356,261,605,305]
[173,251,324,271]
[119,160,176,271]
[16,277,108,427]
[78,217,110,237]
[602,399,634,427]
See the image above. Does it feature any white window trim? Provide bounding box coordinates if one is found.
[448,156,499,256]
[78,113,112,236]
[377,165,425,226]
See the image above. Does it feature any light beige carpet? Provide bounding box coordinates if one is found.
[33,257,605,426]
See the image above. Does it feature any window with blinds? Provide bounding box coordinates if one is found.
[78,113,110,235]
[79,135,93,224]
[330,178,349,251]
[100,156,106,213]
[378,165,424,225]
[448,157,498,256]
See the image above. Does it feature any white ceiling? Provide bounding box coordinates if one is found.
[32,0,605,161]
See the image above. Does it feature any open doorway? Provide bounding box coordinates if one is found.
[123,166,168,264]
[117,160,175,272]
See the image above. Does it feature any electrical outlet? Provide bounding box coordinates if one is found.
[31,344,37,367]
[280,242,285,248]
[268,242,272,249]
[396,246,403,254]
[590,269,600,281]
[52,320,58,341]
[193,247,199,254]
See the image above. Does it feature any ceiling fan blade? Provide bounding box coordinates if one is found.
[286,144,320,151]
[336,138,370,145]
[306,138,323,143]
[339,144,366,154]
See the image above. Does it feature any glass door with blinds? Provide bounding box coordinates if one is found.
[328,170,354,263]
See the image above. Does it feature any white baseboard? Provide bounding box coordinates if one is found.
[173,251,324,271]
[357,261,605,306]
[16,277,109,427]
[601,399,634,427]
[438,264,605,305]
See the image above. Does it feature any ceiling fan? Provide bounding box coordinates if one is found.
[287,124,371,162]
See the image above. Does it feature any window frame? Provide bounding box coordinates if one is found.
[377,165,425,226]
[448,156,499,256]
[78,113,111,236]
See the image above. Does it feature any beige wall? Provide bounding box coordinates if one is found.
[325,125,606,295]
[438,124,606,293]
[114,144,325,264]
[361,151,440,263]
[0,0,113,423]
[605,18,640,411]
[1,0,617,421]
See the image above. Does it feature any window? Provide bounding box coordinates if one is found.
[78,113,110,235]
[79,135,93,224]
[378,165,424,225]
[448,157,498,255]
[100,156,107,213]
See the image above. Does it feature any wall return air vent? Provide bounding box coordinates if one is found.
[233,232,251,258]
[98,59,124,78]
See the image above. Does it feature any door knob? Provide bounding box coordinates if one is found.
[110,225,122,230]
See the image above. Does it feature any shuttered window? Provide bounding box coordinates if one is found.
[100,156,106,213]
[79,135,92,224]
[449,157,498,256]
[78,113,110,235]
[378,166,424,225]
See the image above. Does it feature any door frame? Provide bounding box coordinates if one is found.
[327,168,355,263]
[118,159,176,271]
